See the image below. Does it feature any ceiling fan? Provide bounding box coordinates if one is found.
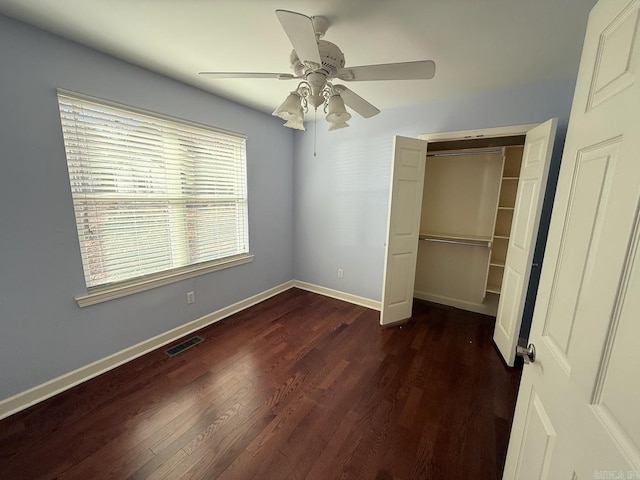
[200,10,436,130]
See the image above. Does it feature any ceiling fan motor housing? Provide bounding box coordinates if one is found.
[290,40,345,78]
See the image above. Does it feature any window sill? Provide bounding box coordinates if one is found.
[75,254,254,307]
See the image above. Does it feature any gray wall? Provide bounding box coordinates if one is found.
[0,15,294,400]
[292,78,577,303]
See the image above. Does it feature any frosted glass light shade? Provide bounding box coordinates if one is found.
[325,94,351,123]
[284,118,305,130]
[328,121,349,131]
[272,92,304,121]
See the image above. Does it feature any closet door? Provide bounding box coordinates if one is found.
[493,118,557,365]
[380,136,428,325]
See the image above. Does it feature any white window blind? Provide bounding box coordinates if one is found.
[57,91,249,290]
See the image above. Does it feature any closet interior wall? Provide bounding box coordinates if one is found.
[414,137,525,316]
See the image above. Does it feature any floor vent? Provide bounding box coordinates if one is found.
[164,336,203,357]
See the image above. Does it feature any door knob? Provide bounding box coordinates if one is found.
[516,343,536,364]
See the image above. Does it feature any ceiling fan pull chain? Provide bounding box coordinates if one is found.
[314,108,317,157]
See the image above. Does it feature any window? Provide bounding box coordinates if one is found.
[57,90,251,306]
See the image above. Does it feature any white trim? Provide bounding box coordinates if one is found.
[76,254,254,307]
[0,280,294,421]
[293,280,381,310]
[419,123,538,142]
[413,290,498,316]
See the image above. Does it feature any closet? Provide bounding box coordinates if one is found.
[381,120,557,364]
[413,137,525,316]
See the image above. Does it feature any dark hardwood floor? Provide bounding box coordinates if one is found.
[0,288,522,479]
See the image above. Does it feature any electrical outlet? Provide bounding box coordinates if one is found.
[187,291,195,304]
[337,268,344,278]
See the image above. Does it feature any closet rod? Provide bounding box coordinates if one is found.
[419,236,491,248]
[426,149,504,158]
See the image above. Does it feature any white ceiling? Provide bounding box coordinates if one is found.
[0,0,597,114]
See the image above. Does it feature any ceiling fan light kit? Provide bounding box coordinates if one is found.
[272,81,353,131]
[200,9,436,131]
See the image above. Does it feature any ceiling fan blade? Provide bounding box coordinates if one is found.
[337,60,436,82]
[334,85,380,118]
[199,72,297,80]
[275,10,322,66]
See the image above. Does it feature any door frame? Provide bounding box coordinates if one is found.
[418,123,538,142]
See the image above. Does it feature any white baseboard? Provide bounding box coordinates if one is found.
[293,280,381,311]
[0,280,295,421]
[413,290,498,316]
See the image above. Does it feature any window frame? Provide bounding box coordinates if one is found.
[57,89,253,307]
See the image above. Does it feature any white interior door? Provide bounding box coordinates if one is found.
[503,0,640,477]
[493,118,557,366]
[380,136,427,325]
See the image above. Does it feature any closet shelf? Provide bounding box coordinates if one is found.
[419,233,492,248]
[486,284,502,294]
[493,235,510,240]
[498,206,514,211]
[502,176,519,180]
[490,262,505,268]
